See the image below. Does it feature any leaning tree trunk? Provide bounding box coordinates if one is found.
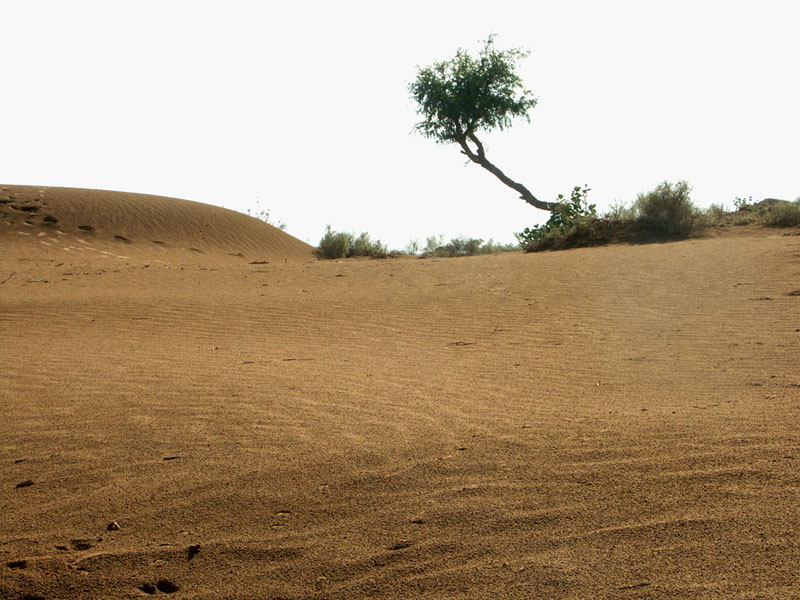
[457,133,557,212]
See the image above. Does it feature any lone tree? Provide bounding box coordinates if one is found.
[409,36,556,211]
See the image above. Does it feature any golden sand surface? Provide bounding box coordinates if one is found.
[1,185,799,599]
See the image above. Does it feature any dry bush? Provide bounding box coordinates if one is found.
[633,181,699,238]
[762,200,800,227]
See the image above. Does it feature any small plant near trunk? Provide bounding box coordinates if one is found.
[516,185,596,250]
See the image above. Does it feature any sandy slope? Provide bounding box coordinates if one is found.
[1,188,799,599]
[0,185,314,263]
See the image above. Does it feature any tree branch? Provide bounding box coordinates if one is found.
[457,134,556,211]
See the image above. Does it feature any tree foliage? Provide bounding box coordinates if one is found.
[409,36,536,144]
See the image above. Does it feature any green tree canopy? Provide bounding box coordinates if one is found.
[410,37,555,211]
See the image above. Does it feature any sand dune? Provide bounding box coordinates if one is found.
[0,185,314,263]
[1,187,799,599]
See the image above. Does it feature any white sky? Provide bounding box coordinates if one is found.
[2,0,798,248]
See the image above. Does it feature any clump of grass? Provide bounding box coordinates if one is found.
[317,226,387,259]
[632,180,700,237]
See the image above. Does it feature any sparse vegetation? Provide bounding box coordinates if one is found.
[317,191,798,260]
[724,197,800,227]
[316,228,519,260]
[517,181,707,252]
[403,239,421,255]
[423,235,445,256]
[317,226,388,259]
[420,236,518,257]
[245,200,287,230]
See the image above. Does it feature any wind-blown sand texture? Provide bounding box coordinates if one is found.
[2,185,799,599]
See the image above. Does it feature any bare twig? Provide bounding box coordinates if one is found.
[0,272,15,284]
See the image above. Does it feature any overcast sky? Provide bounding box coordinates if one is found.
[3,1,798,248]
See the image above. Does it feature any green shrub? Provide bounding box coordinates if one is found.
[351,232,387,257]
[516,185,596,250]
[317,226,354,259]
[762,200,800,227]
[633,180,698,237]
[445,237,483,256]
[317,227,387,259]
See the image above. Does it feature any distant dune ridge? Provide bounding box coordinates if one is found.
[0,184,315,262]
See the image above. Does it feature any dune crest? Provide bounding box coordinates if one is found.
[0,185,315,262]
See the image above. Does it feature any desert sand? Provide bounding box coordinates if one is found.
[1,185,799,599]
